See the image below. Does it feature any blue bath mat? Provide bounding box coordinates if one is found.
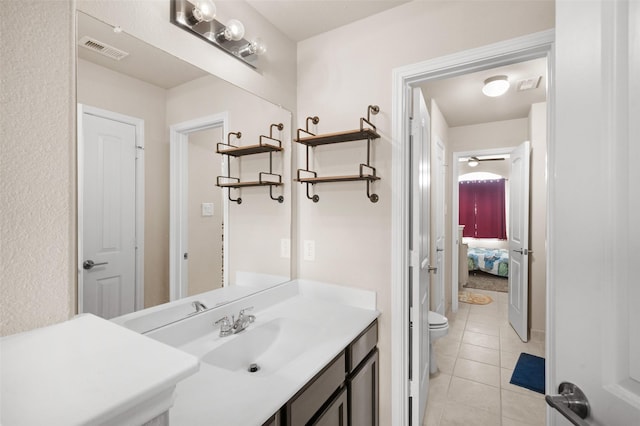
[510,353,545,394]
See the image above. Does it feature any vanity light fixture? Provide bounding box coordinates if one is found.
[184,0,216,26]
[237,38,268,58]
[171,0,266,68]
[482,75,510,97]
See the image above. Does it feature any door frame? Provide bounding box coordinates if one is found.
[77,104,145,314]
[390,30,554,424]
[169,112,229,301]
[451,147,514,314]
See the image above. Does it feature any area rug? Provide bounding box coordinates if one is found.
[510,353,546,394]
[464,271,508,293]
[458,291,493,305]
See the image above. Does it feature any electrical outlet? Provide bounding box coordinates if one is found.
[303,240,315,261]
[280,238,290,259]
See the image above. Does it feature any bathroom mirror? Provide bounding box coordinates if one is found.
[76,11,291,319]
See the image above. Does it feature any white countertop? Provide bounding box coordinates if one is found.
[1,314,199,426]
[144,280,379,425]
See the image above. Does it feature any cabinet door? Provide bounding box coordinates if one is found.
[349,349,379,426]
[312,387,348,426]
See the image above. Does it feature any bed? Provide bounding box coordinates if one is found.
[467,247,509,277]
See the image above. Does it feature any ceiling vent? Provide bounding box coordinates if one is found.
[78,36,129,61]
[517,76,542,92]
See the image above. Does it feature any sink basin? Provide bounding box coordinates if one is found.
[201,317,318,375]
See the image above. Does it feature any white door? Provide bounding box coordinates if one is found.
[409,88,431,425]
[80,109,138,319]
[432,136,446,315]
[549,0,640,424]
[508,141,530,342]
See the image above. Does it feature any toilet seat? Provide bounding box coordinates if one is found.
[428,311,448,329]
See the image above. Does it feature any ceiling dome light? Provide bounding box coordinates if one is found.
[468,157,479,167]
[482,75,510,97]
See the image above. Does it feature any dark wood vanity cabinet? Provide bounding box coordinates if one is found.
[277,320,378,426]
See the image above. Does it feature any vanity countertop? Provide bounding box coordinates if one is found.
[0,314,199,426]
[145,280,379,425]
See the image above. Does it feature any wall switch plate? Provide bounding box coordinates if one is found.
[201,202,214,217]
[303,240,315,261]
[280,238,290,259]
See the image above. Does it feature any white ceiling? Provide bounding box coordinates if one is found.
[246,0,410,42]
[418,58,548,127]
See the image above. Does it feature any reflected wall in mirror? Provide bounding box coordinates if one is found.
[76,12,291,319]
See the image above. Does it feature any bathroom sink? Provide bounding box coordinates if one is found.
[201,317,318,375]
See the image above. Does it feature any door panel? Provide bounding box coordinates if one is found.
[410,88,430,425]
[81,111,137,319]
[508,141,530,342]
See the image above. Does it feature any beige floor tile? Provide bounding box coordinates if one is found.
[468,312,505,326]
[447,376,501,414]
[458,343,500,366]
[423,400,445,426]
[446,326,464,342]
[439,402,501,426]
[469,303,500,317]
[500,350,521,370]
[453,358,500,387]
[500,368,545,399]
[463,331,500,350]
[501,389,546,425]
[465,321,500,336]
[428,372,452,403]
[500,336,540,355]
[502,417,543,426]
[435,337,461,358]
[436,353,456,375]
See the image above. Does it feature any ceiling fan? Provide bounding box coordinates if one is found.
[465,155,507,167]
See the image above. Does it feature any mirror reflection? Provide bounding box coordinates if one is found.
[76,12,291,319]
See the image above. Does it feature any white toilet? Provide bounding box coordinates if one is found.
[428,311,449,375]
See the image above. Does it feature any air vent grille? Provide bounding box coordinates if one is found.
[517,76,542,91]
[79,36,129,61]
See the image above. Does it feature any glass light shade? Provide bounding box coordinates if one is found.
[193,0,216,23]
[468,157,479,167]
[482,75,510,97]
[224,19,245,41]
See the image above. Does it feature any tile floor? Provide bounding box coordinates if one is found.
[423,289,546,426]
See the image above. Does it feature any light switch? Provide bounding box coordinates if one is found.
[201,202,214,217]
[280,238,290,259]
[303,240,315,261]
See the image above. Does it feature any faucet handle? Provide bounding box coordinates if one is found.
[215,316,233,336]
[239,306,255,323]
[239,306,254,315]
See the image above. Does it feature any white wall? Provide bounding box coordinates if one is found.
[296,2,554,423]
[1,1,76,336]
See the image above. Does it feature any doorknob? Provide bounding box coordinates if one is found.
[83,260,108,270]
[428,265,438,273]
[513,248,534,255]
[545,382,590,426]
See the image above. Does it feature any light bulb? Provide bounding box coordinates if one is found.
[223,19,245,41]
[482,75,510,97]
[192,0,216,23]
[468,157,479,167]
[252,38,267,55]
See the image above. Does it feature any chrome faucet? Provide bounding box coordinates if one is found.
[214,307,255,337]
[192,301,208,313]
[232,306,255,333]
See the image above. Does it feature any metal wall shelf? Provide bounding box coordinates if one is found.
[216,123,285,204]
[295,105,381,203]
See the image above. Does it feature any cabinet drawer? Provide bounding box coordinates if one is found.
[347,321,377,372]
[288,352,346,426]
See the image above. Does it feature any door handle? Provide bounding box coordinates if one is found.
[427,265,438,273]
[513,248,534,255]
[83,260,108,270]
[545,382,590,426]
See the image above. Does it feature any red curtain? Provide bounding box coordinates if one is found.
[459,179,507,239]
